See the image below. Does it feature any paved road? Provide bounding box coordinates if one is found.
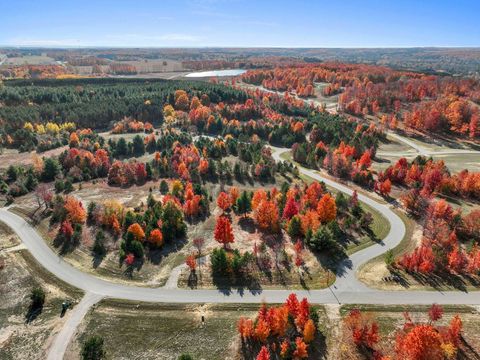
[4,146,480,360]
[242,82,480,158]
[387,132,480,157]
[2,148,480,304]
[46,292,103,360]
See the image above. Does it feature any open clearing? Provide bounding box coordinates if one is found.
[1,55,57,66]
[0,221,83,360]
[66,300,329,360]
[0,220,20,249]
[0,146,68,170]
[374,133,480,173]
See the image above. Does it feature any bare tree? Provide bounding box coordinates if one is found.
[193,237,205,257]
[34,184,53,214]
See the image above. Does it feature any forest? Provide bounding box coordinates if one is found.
[0,78,247,137]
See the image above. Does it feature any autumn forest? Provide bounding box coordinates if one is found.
[1,39,480,360]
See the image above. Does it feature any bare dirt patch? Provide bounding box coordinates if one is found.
[0,146,68,170]
[0,221,20,249]
[0,244,83,360]
[67,301,258,360]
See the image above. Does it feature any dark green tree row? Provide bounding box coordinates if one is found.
[0,78,248,136]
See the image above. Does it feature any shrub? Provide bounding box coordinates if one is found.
[178,355,193,360]
[93,231,106,256]
[30,287,45,310]
[81,335,106,360]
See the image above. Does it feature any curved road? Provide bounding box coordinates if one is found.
[2,147,480,305]
[4,146,480,359]
[387,132,480,157]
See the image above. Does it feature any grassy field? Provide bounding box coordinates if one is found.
[2,55,57,66]
[357,210,417,288]
[345,202,390,256]
[0,220,21,249]
[375,149,480,173]
[0,220,83,359]
[67,299,328,360]
[374,133,480,173]
[178,256,335,291]
[0,146,68,170]
[338,304,480,359]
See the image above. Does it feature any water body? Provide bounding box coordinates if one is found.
[185,69,246,78]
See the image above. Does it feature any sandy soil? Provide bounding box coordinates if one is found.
[0,146,68,170]
[0,247,83,360]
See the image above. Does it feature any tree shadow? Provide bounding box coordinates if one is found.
[312,248,349,278]
[373,156,392,164]
[239,217,256,233]
[211,271,263,295]
[310,329,328,359]
[384,267,411,288]
[459,336,480,360]
[147,237,188,265]
[401,269,480,292]
[122,257,145,277]
[53,234,79,255]
[187,270,198,289]
[333,256,353,278]
[91,253,106,269]
[25,301,43,324]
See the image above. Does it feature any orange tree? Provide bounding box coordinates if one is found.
[237,293,319,359]
[214,216,234,248]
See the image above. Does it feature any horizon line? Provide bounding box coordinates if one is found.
[2,45,480,50]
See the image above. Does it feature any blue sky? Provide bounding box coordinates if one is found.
[1,0,479,47]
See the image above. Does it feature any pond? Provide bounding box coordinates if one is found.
[185,69,246,78]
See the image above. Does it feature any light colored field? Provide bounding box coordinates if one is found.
[435,153,480,172]
[72,59,186,75]
[2,55,57,66]
[375,134,480,172]
[0,220,20,249]
[108,71,191,79]
[0,220,83,359]
[67,301,257,360]
[67,300,328,360]
[0,146,68,170]
[121,59,185,73]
